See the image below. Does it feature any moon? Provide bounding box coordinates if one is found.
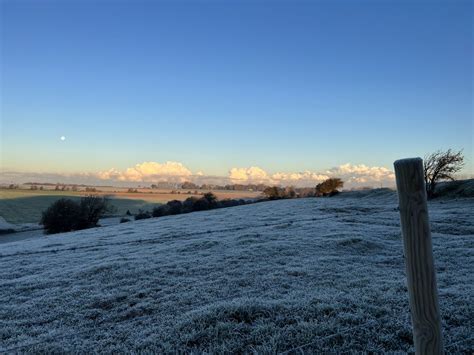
[60,136,66,141]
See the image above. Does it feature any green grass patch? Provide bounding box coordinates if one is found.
[0,193,158,224]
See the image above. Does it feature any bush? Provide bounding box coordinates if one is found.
[135,209,152,220]
[152,204,169,217]
[75,195,111,230]
[315,178,344,196]
[193,197,210,211]
[182,197,199,213]
[219,198,239,208]
[202,192,218,208]
[120,217,130,223]
[166,200,183,215]
[41,196,111,234]
[41,198,82,234]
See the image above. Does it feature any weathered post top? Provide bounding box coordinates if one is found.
[394,158,426,198]
[394,157,444,355]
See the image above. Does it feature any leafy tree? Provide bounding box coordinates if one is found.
[181,181,198,189]
[263,186,283,200]
[315,178,344,196]
[424,149,464,199]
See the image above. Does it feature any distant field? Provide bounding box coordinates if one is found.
[0,188,261,224]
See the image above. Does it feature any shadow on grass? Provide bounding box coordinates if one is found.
[0,195,159,224]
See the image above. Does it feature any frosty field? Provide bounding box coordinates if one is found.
[0,190,472,353]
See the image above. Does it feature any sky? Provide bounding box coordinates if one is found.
[0,0,472,187]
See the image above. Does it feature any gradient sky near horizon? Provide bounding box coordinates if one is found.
[1,0,473,178]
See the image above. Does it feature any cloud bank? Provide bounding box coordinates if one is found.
[94,161,395,188]
[97,162,192,182]
[1,161,396,188]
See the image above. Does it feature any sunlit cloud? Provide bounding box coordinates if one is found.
[271,171,330,186]
[228,167,271,184]
[97,161,192,182]
[227,163,395,187]
[1,161,396,188]
[326,163,395,185]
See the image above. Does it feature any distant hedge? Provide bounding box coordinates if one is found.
[138,193,250,221]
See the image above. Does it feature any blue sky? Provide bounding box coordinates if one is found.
[1,0,472,185]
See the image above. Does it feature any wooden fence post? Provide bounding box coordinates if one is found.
[393,157,443,355]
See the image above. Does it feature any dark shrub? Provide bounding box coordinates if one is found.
[76,195,111,230]
[152,204,170,217]
[203,192,218,208]
[193,197,210,211]
[41,198,82,234]
[135,209,152,220]
[182,197,199,213]
[214,198,249,209]
[120,217,130,223]
[263,186,283,200]
[219,198,238,208]
[41,195,111,234]
[316,178,344,196]
[166,200,183,215]
[0,228,15,235]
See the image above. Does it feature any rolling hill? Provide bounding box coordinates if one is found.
[0,190,472,352]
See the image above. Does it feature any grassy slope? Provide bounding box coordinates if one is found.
[0,192,472,352]
[0,189,261,224]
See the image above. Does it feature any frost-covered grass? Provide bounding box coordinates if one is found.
[0,190,472,353]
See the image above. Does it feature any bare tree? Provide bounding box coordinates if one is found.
[424,149,464,199]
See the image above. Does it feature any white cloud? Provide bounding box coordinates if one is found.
[227,163,395,188]
[327,163,395,185]
[98,161,192,182]
[228,167,332,186]
[271,171,330,185]
[2,161,395,188]
[229,166,271,184]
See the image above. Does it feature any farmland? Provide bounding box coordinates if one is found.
[0,187,262,224]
